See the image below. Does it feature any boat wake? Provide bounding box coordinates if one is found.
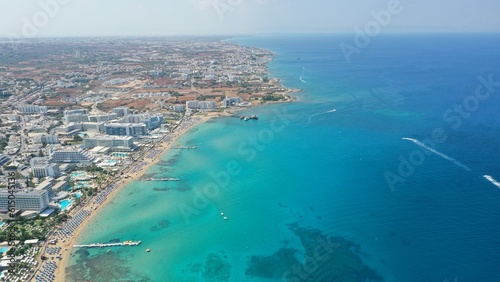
[314,108,336,115]
[299,73,307,83]
[402,138,472,172]
[307,108,337,122]
[484,175,500,189]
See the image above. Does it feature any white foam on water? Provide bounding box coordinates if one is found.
[308,109,337,122]
[402,138,472,172]
[484,175,500,189]
[299,73,307,83]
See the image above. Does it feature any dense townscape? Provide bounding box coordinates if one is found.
[0,37,294,281]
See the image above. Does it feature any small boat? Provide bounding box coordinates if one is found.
[146,248,151,252]
[241,115,258,121]
[223,216,228,220]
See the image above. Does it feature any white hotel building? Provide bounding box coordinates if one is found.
[104,123,147,136]
[17,105,48,114]
[51,148,94,164]
[185,100,217,110]
[0,189,50,213]
[31,158,61,178]
[83,136,135,151]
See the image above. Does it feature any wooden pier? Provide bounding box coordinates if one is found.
[73,240,141,248]
[139,178,179,181]
[172,146,198,149]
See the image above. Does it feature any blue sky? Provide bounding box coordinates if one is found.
[1,0,500,37]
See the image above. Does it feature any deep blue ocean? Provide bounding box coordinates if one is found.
[68,34,500,282]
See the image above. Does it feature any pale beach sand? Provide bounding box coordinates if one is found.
[51,114,219,282]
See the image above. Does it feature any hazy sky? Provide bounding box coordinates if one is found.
[2,0,500,37]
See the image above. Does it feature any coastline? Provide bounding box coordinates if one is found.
[48,43,300,281]
[51,98,298,281]
[53,113,219,281]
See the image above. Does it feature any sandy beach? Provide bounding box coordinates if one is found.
[50,114,218,282]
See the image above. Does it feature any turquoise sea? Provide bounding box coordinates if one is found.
[67,34,500,282]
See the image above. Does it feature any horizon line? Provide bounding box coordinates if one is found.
[2,31,500,40]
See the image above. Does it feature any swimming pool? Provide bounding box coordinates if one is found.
[0,247,9,254]
[59,199,74,211]
[75,192,82,199]
[75,182,91,189]
[71,172,86,178]
[100,160,118,166]
[111,153,128,157]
